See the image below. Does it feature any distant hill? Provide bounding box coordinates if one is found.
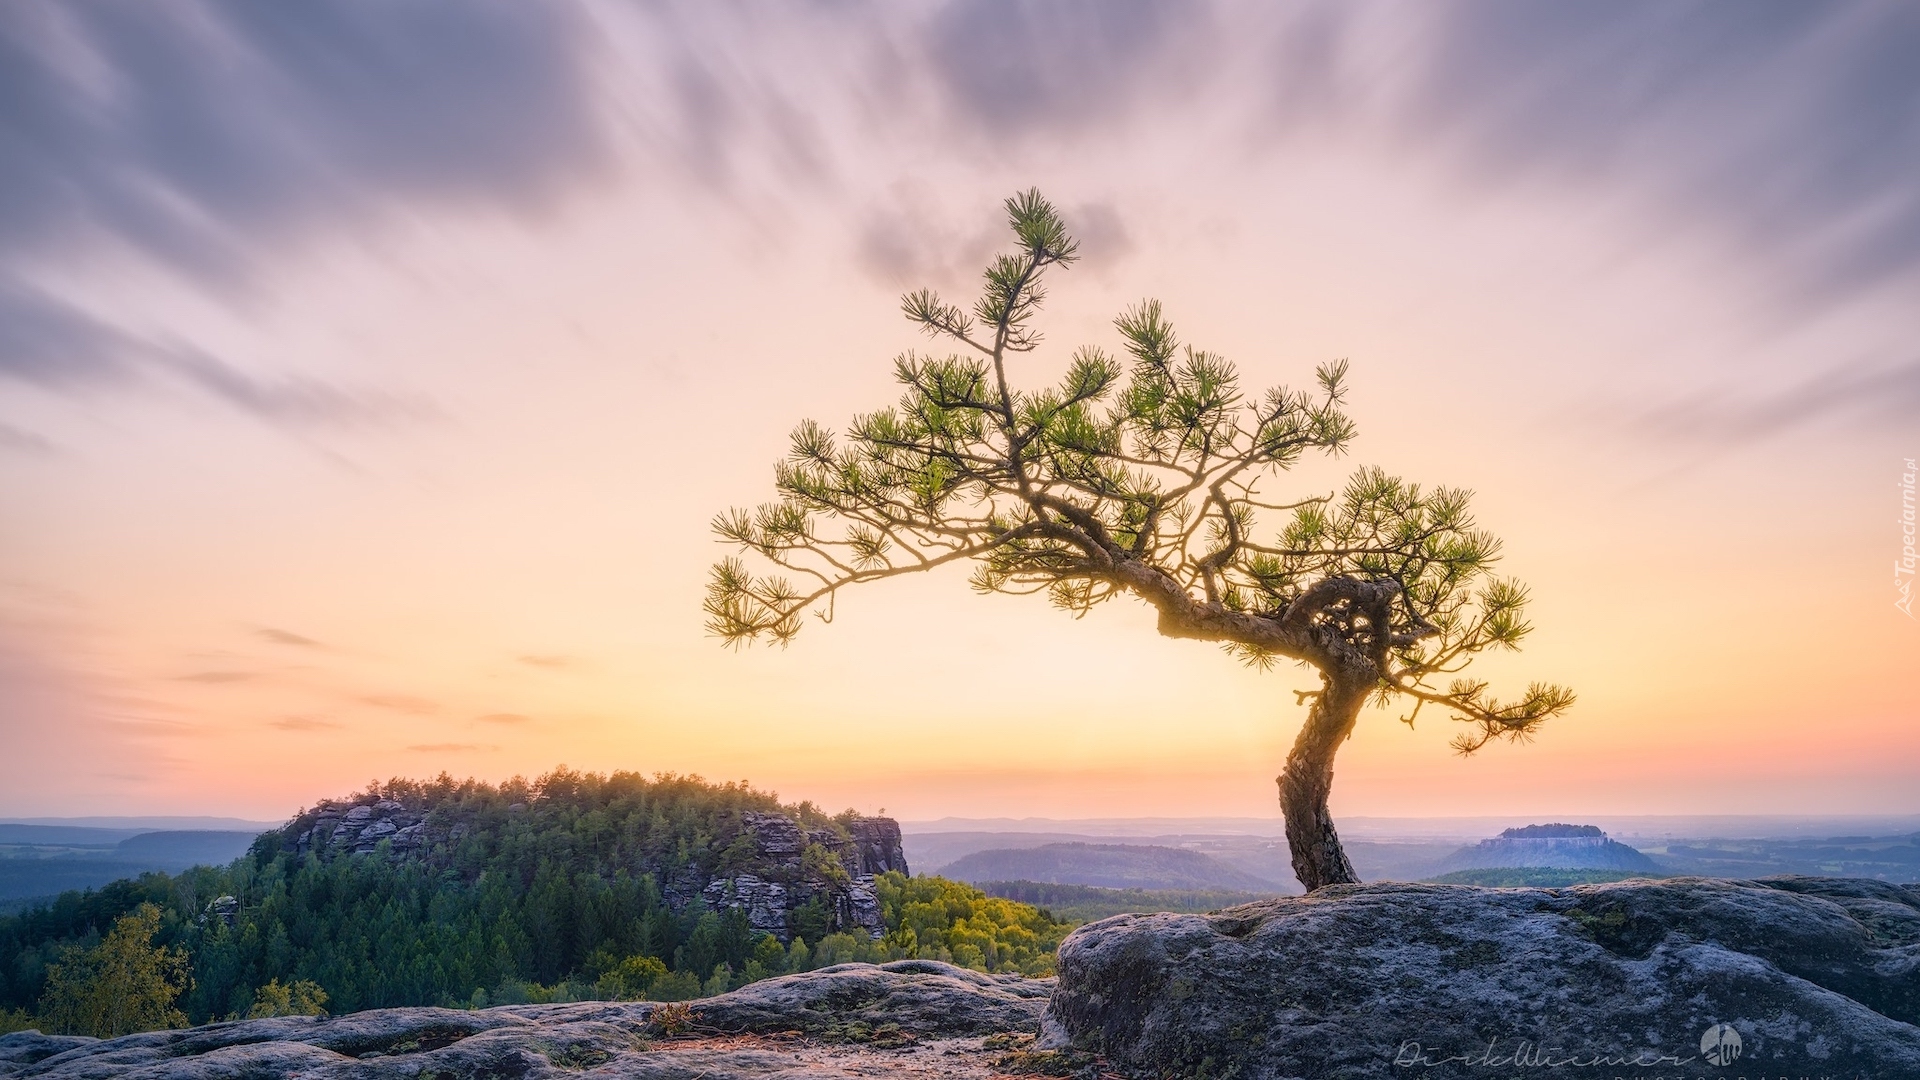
[1649,833,1920,881]
[939,842,1286,892]
[113,830,260,866]
[1438,825,1657,874]
[0,824,146,847]
[0,816,281,832]
[0,828,264,910]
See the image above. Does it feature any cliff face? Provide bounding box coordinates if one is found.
[680,813,908,940]
[281,799,908,941]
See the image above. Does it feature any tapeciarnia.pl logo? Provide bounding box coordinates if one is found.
[1899,457,1916,618]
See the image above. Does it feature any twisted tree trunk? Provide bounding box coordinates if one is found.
[1277,671,1372,891]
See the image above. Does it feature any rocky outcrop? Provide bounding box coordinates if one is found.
[0,961,1053,1080]
[1437,822,1657,873]
[286,799,431,858]
[844,817,907,875]
[280,800,906,941]
[693,812,902,940]
[1047,875,1920,1079]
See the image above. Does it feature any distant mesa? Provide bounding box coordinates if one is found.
[1438,823,1658,874]
[1500,822,1603,839]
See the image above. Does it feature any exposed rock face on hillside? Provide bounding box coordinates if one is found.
[1437,822,1657,873]
[283,800,907,940]
[1048,875,1920,1079]
[685,813,905,939]
[0,961,1056,1079]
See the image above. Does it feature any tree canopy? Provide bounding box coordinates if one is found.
[708,190,1572,889]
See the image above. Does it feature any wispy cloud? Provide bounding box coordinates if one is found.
[0,0,609,420]
[636,3,1920,308]
[271,715,343,732]
[177,670,255,683]
[156,350,434,430]
[476,712,532,725]
[0,421,54,456]
[917,0,1213,140]
[360,694,439,715]
[0,1,608,279]
[106,715,206,739]
[1391,2,1920,300]
[1636,358,1920,444]
[516,655,571,670]
[256,627,323,648]
[0,278,138,387]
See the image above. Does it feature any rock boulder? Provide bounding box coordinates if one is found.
[1048,875,1920,1079]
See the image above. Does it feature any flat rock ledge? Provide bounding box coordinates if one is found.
[1048,875,1920,1080]
[0,961,1059,1080]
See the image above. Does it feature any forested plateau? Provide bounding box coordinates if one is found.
[0,770,1068,1030]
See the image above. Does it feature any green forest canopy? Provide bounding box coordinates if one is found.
[0,771,1070,1030]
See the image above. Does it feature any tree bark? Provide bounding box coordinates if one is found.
[1277,671,1372,891]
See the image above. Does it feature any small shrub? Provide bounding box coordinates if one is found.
[823,1020,912,1048]
[649,1001,695,1037]
[993,1047,1101,1077]
[246,978,329,1018]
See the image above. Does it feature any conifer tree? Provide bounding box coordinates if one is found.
[708,191,1573,889]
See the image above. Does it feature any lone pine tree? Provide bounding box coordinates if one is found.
[708,191,1572,890]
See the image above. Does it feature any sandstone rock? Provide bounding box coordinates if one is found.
[685,958,1049,1037]
[740,812,806,861]
[845,817,907,875]
[389,823,425,853]
[695,814,905,941]
[0,1035,91,1069]
[1048,875,1920,1079]
[0,961,1052,1080]
[196,896,238,929]
[703,874,791,937]
[841,874,883,936]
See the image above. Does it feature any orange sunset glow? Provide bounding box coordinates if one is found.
[3,2,1916,825]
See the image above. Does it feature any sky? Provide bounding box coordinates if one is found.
[2,1,1917,824]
